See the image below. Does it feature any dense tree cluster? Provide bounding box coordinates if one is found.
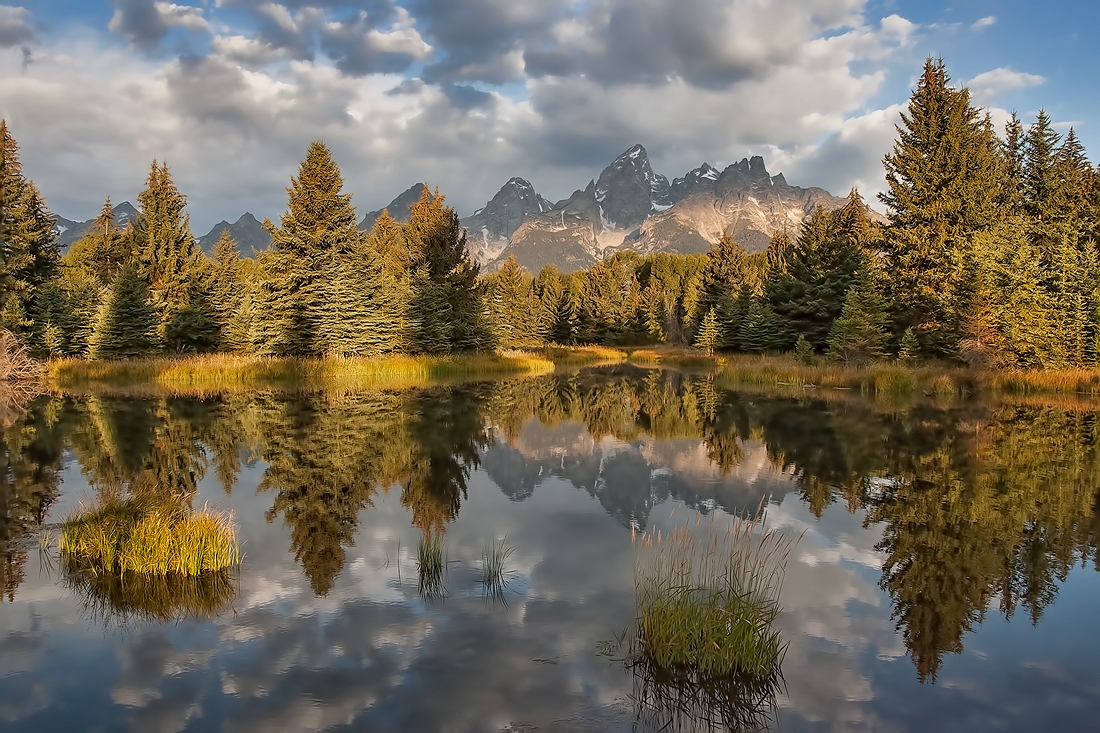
[3,59,1099,365]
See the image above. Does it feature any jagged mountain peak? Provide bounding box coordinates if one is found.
[594,144,672,228]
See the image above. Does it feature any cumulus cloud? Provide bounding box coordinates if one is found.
[1,0,924,234]
[967,67,1045,105]
[0,5,35,48]
[320,7,432,76]
[109,0,212,49]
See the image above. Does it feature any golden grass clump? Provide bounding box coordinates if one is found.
[632,514,794,679]
[59,496,239,576]
[48,352,556,395]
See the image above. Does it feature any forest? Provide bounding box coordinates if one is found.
[1,58,1098,368]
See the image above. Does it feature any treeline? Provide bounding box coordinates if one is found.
[2,59,1099,366]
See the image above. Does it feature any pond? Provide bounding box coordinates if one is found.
[2,365,1100,731]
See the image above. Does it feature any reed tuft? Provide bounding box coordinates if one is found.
[631,514,794,679]
[59,495,239,576]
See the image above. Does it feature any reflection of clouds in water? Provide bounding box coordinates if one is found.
[8,386,1100,732]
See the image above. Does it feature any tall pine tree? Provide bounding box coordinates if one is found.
[879,59,1002,358]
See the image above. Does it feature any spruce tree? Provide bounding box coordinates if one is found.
[700,233,747,315]
[766,204,862,351]
[132,161,211,350]
[827,268,889,364]
[404,187,485,351]
[65,199,131,287]
[694,307,721,355]
[897,328,920,364]
[0,121,61,343]
[261,141,362,355]
[88,264,158,358]
[879,59,1002,358]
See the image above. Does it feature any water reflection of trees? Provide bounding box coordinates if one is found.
[6,372,1100,682]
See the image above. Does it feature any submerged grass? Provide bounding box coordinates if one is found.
[416,534,447,600]
[58,494,239,576]
[480,536,516,599]
[48,352,556,395]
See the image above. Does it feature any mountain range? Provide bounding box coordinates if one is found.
[54,145,865,271]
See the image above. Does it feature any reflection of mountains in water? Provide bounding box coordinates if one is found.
[481,417,795,529]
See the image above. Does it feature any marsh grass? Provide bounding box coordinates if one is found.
[537,345,628,367]
[48,352,556,395]
[58,494,239,576]
[416,534,447,600]
[480,536,516,600]
[631,513,795,679]
[61,566,238,624]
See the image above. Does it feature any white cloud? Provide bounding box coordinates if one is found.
[0,5,36,48]
[1,1,922,234]
[153,2,211,33]
[973,15,997,30]
[968,67,1046,105]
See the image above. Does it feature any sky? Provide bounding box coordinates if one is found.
[0,0,1096,232]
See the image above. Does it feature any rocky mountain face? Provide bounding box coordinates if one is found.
[54,201,138,251]
[359,183,427,231]
[197,212,270,254]
[461,177,552,264]
[58,148,864,272]
[463,145,858,273]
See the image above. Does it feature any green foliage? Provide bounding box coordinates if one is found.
[694,307,721,355]
[794,334,815,365]
[897,328,920,364]
[879,59,1004,358]
[765,200,864,351]
[404,187,486,352]
[88,265,158,359]
[487,254,547,348]
[827,267,889,364]
[0,121,61,346]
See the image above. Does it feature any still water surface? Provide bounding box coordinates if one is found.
[3,366,1100,731]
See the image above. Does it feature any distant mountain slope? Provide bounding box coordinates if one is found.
[358,183,427,231]
[197,213,270,254]
[54,201,138,251]
[464,145,868,273]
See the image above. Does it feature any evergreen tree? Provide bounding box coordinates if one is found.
[208,230,243,333]
[897,328,920,364]
[488,254,546,348]
[65,199,131,287]
[261,141,362,355]
[88,264,158,358]
[795,333,815,365]
[879,59,1003,357]
[534,265,576,344]
[700,233,747,315]
[132,161,212,349]
[765,228,793,277]
[0,121,61,344]
[827,268,889,364]
[737,297,778,354]
[766,204,862,351]
[403,187,485,351]
[694,307,721,355]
